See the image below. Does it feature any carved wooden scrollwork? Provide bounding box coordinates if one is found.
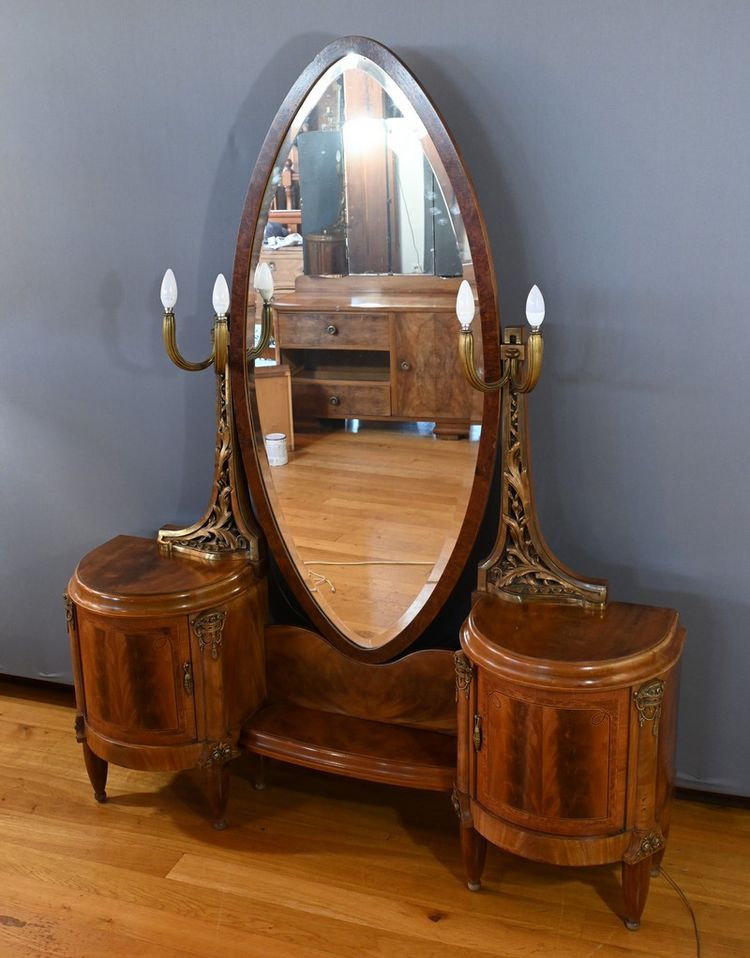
[481,371,608,607]
[158,367,261,562]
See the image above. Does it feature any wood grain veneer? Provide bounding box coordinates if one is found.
[455,593,686,930]
[66,536,266,827]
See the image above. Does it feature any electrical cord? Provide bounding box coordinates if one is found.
[304,558,434,593]
[660,867,701,957]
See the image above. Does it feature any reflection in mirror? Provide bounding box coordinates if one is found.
[248,53,485,650]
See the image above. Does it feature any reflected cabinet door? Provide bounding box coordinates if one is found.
[393,312,480,421]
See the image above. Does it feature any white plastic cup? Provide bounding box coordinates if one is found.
[265,432,288,466]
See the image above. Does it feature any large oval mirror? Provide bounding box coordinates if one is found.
[231,37,500,660]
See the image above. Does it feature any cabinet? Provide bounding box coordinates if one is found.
[65,536,266,828]
[454,595,685,929]
[270,276,482,437]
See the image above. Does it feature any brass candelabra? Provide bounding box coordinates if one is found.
[456,281,545,394]
[155,266,274,562]
[457,280,607,607]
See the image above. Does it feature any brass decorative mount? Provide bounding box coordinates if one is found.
[461,321,607,607]
[157,304,262,563]
[459,323,544,395]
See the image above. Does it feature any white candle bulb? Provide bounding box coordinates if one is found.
[254,261,274,303]
[455,280,475,330]
[212,273,230,316]
[160,268,177,310]
[526,284,545,329]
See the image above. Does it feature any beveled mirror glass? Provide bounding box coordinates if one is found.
[232,37,500,659]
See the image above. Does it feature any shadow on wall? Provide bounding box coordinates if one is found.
[598,565,747,796]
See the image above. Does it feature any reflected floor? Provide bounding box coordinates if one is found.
[268,421,479,648]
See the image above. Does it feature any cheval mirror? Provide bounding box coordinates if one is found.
[231,35,500,661]
[224,34,500,790]
[66,34,684,932]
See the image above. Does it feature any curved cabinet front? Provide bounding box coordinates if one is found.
[65,535,266,827]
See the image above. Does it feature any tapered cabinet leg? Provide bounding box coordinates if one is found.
[650,842,667,877]
[82,742,108,803]
[622,857,652,930]
[205,762,231,830]
[252,754,268,791]
[461,825,487,891]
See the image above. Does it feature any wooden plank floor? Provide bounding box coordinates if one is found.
[1,679,747,957]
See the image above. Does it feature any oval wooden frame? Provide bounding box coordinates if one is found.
[230,36,500,662]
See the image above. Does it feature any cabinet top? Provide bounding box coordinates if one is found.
[68,536,258,617]
[462,594,684,689]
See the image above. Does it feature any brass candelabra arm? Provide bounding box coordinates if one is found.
[246,300,273,364]
[506,328,544,394]
[459,325,544,395]
[162,309,217,372]
[459,327,512,393]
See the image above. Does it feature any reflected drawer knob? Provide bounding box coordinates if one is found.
[329,395,340,406]
[400,360,411,371]
[268,262,276,272]
[326,324,338,335]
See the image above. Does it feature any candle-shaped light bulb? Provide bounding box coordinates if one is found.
[160,268,178,311]
[212,273,230,316]
[455,279,475,330]
[253,261,274,303]
[526,284,545,330]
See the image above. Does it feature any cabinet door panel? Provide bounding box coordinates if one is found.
[476,675,628,836]
[77,612,197,746]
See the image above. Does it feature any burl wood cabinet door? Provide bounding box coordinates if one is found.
[475,674,630,836]
[77,612,197,747]
[393,312,480,420]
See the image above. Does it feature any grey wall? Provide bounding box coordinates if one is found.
[1,1,748,795]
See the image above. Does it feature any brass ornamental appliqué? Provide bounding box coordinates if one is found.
[634,679,666,737]
[192,609,227,660]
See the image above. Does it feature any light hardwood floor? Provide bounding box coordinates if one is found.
[265,423,479,647]
[1,679,747,958]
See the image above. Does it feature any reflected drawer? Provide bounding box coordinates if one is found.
[259,250,303,290]
[292,381,391,418]
[276,312,389,349]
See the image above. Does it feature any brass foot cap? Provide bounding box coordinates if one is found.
[94,791,107,804]
[624,919,640,932]
[212,819,228,831]
[467,881,481,892]
[253,781,267,791]
[650,866,661,878]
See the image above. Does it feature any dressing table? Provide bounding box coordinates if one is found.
[64,36,684,930]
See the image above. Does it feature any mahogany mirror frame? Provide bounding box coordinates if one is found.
[230,35,501,662]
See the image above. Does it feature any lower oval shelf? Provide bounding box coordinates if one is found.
[241,703,456,792]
